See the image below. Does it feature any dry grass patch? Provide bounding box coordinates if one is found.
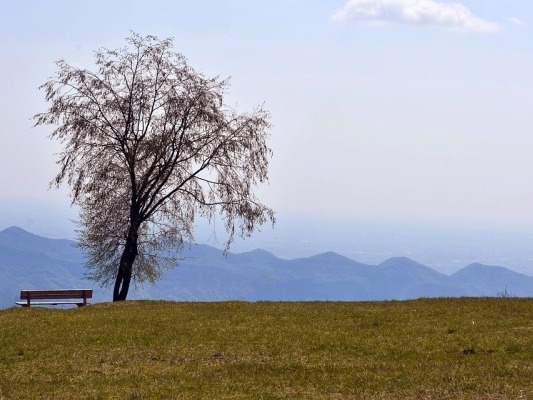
[0,298,532,399]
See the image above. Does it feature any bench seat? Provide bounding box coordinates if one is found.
[17,289,93,307]
[16,301,87,306]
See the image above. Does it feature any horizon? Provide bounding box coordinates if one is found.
[2,218,533,278]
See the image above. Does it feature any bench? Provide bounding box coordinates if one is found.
[16,289,93,307]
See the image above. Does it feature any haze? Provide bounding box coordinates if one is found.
[1,1,532,272]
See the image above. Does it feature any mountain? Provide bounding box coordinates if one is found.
[374,257,464,299]
[451,263,533,297]
[1,226,532,308]
[0,226,107,307]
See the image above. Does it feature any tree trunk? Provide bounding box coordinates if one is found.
[113,225,139,301]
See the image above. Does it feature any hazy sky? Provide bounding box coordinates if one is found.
[1,0,532,236]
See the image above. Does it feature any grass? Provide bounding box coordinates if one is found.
[0,298,532,399]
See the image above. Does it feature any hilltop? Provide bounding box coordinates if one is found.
[1,299,533,399]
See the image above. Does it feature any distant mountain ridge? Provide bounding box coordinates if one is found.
[1,226,532,308]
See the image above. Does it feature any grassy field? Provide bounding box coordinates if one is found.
[0,298,532,399]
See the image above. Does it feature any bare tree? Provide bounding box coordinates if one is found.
[34,33,274,301]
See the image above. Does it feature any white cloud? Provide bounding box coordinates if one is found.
[508,17,526,26]
[332,0,502,34]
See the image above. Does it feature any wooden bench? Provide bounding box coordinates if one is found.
[16,289,93,307]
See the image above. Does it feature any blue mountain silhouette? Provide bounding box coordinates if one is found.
[1,226,532,308]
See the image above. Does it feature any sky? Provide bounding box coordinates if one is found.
[1,1,533,266]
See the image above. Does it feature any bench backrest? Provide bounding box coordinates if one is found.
[20,289,93,301]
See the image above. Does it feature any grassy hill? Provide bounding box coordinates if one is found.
[1,298,532,399]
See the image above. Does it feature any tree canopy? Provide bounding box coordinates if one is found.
[34,33,274,301]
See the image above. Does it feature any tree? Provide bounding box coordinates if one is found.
[34,33,274,301]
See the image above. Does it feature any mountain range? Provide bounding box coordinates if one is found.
[1,226,532,308]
